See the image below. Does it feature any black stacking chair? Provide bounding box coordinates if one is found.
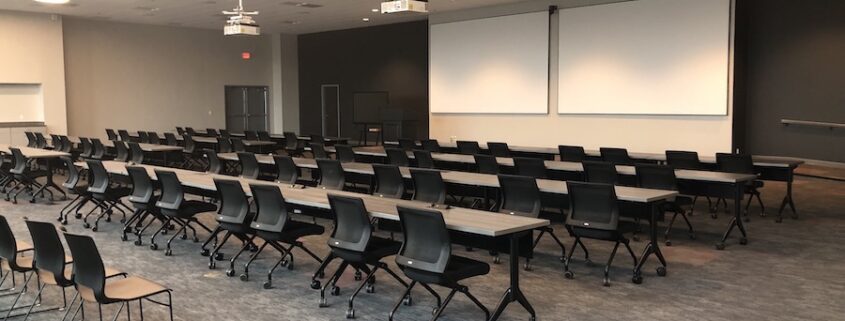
[498,174,568,268]
[716,153,766,218]
[7,147,50,204]
[284,132,304,157]
[175,127,185,136]
[385,148,410,167]
[310,143,329,159]
[147,131,161,144]
[410,168,446,204]
[32,132,46,149]
[205,149,224,174]
[113,140,129,162]
[79,137,94,159]
[59,136,73,153]
[513,157,547,179]
[137,131,150,144]
[413,150,435,169]
[186,127,197,136]
[456,140,481,155]
[206,179,256,277]
[563,182,640,286]
[636,164,696,246]
[372,164,405,199]
[600,147,634,165]
[335,144,357,163]
[238,152,260,179]
[151,170,216,256]
[582,161,618,184]
[666,150,715,212]
[220,129,231,138]
[64,232,174,321]
[245,130,259,141]
[180,134,204,169]
[0,215,37,319]
[50,134,61,150]
[258,131,273,141]
[207,128,219,137]
[274,155,300,186]
[247,184,324,288]
[474,154,499,175]
[164,132,179,146]
[106,129,118,141]
[25,131,37,147]
[91,138,108,160]
[231,138,247,153]
[83,160,133,231]
[128,142,145,164]
[58,156,92,225]
[118,129,131,142]
[398,138,416,151]
[559,145,586,162]
[125,166,164,246]
[421,139,440,153]
[390,206,490,321]
[487,142,511,158]
[317,195,409,319]
[317,159,345,190]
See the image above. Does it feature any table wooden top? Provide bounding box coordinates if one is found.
[65,137,183,152]
[83,161,549,237]
[0,144,70,158]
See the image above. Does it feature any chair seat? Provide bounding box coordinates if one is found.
[749,180,764,189]
[103,276,170,302]
[3,256,34,272]
[403,255,490,286]
[218,213,256,235]
[16,240,33,252]
[332,236,401,263]
[69,184,90,195]
[256,220,324,242]
[570,221,638,242]
[174,200,217,217]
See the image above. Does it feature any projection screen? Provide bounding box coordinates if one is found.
[430,11,549,114]
[558,0,732,115]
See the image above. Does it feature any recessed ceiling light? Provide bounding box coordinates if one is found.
[362,18,370,22]
[371,8,379,12]
[34,0,70,4]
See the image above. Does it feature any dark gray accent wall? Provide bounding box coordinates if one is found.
[297,21,429,140]
[735,0,845,162]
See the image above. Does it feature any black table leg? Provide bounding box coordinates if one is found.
[777,174,798,222]
[717,183,748,250]
[489,230,536,321]
[632,200,667,283]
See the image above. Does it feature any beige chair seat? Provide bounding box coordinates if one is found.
[104,276,169,301]
[16,240,33,252]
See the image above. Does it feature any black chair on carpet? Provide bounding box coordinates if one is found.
[456,140,481,155]
[310,143,329,159]
[245,130,259,141]
[237,152,260,179]
[385,148,410,167]
[6,147,51,204]
[82,160,133,232]
[147,131,161,144]
[118,129,132,142]
[164,133,180,146]
[137,131,150,144]
[217,137,233,153]
[258,131,273,141]
[335,145,357,163]
[90,138,108,160]
[582,160,619,184]
[513,157,547,179]
[371,164,405,199]
[635,164,696,246]
[317,159,346,190]
[410,168,446,205]
[559,145,586,162]
[151,170,216,256]
[398,138,416,151]
[113,140,129,162]
[220,129,231,138]
[58,156,92,225]
[274,155,301,186]
[413,150,435,169]
[106,129,118,141]
[231,138,247,153]
[78,137,94,159]
[487,142,511,158]
[421,139,440,153]
[125,166,164,246]
[474,154,500,175]
[600,147,634,165]
[716,153,767,219]
[205,149,224,174]
[284,132,304,157]
[128,142,145,164]
[0,215,37,320]
[206,179,257,278]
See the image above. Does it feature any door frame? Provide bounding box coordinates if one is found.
[321,84,340,137]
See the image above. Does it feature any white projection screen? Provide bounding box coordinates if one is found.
[558,0,732,115]
[430,12,549,114]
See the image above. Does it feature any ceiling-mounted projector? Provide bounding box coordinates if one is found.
[381,0,428,14]
[223,0,260,36]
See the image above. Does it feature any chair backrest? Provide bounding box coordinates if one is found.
[559,145,586,162]
[207,128,218,136]
[258,131,272,141]
[147,131,161,144]
[34,132,47,149]
[421,139,440,153]
[474,154,499,174]
[566,181,620,231]
[635,164,678,191]
[216,137,232,153]
[514,157,547,179]
[716,153,756,174]
[0,215,22,267]
[186,127,197,136]
[273,155,299,185]
[85,160,110,194]
[182,134,196,153]
[410,168,446,204]
[456,140,481,155]
[105,129,117,141]
[413,150,435,169]
[50,134,61,150]
[128,142,144,164]
[398,138,416,151]
[63,233,107,303]
[137,131,150,144]
[164,132,179,146]
[249,184,290,233]
[310,134,324,144]
[26,220,71,286]
[79,137,93,158]
[600,147,632,165]
[113,140,129,162]
[59,136,73,153]
[244,130,259,141]
[372,164,405,199]
[231,138,246,152]
[205,149,223,174]
[395,206,451,274]
[334,144,356,163]
[175,127,185,135]
[213,179,251,225]
[310,143,328,159]
[487,142,511,158]
[237,152,260,179]
[25,131,36,147]
[220,129,231,138]
[154,170,184,212]
[91,138,106,159]
[385,148,410,167]
[498,174,541,217]
[284,132,300,150]
[61,156,81,189]
[10,148,28,174]
[317,158,345,190]
[666,150,703,170]
[118,129,131,142]
[582,160,618,184]
[328,194,373,253]
[127,166,155,205]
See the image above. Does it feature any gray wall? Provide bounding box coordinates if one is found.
[63,18,274,139]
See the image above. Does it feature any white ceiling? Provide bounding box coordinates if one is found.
[0,0,532,34]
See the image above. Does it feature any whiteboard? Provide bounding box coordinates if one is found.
[0,84,44,122]
[430,12,549,114]
[558,0,732,115]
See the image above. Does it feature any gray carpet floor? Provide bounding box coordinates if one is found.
[2,175,845,321]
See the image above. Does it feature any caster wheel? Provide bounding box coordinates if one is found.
[92,227,98,232]
[193,237,199,243]
[710,213,718,219]
[365,284,375,293]
[165,249,172,256]
[523,263,532,271]
[632,275,643,284]
[331,286,340,296]
[240,274,249,281]
[657,267,667,277]
[603,277,610,287]
[346,309,355,319]
[75,214,82,219]
[403,295,412,306]
[200,249,210,257]
[105,217,111,223]
[180,234,188,240]
[287,261,294,271]
[739,238,748,245]
[249,244,259,252]
[564,271,574,279]
[354,272,362,281]
[121,235,128,241]
[493,256,501,264]
[263,281,272,289]
[559,256,566,263]
[319,298,328,308]
[225,270,235,277]
[209,261,216,269]
[120,218,126,223]
[61,220,67,225]
[715,243,725,250]
[318,271,325,279]
[432,307,438,316]
[83,223,90,229]
[215,253,225,261]
[134,240,142,246]
[168,224,176,230]
[29,199,35,204]
[665,240,672,246]
[311,280,321,290]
